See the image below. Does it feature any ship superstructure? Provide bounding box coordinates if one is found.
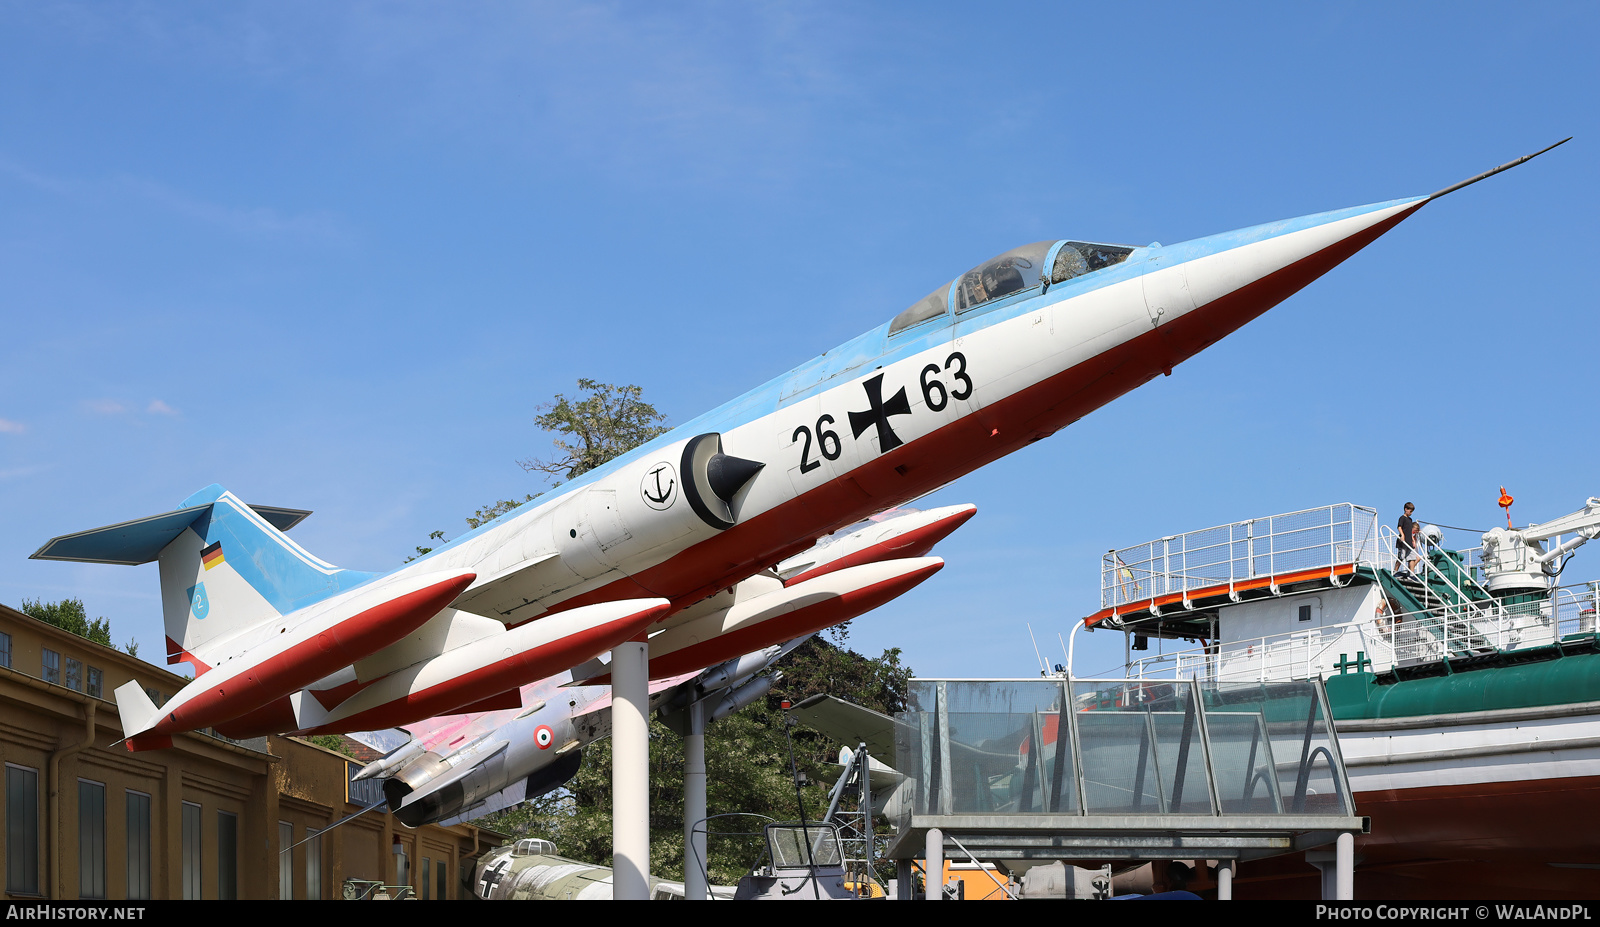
[1078,500,1600,899]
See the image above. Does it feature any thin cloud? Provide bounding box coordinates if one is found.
[0,419,24,434]
[147,400,179,416]
[0,465,48,481]
[83,399,129,415]
[0,154,351,245]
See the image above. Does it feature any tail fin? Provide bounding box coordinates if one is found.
[33,483,376,672]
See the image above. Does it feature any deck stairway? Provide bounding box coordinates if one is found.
[1376,561,1497,663]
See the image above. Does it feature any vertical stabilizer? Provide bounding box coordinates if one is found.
[32,484,377,673]
[158,487,377,669]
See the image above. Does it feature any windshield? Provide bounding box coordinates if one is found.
[955,241,1053,313]
[888,239,1137,336]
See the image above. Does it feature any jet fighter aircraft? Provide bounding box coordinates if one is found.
[32,143,1564,749]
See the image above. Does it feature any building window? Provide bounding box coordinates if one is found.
[218,812,238,900]
[420,858,431,899]
[278,821,294,899]
[42,649,60,685]
[436,857,448,900]
[66,657,84,692]
[78,780,106,899]
[0,631,11,668]
[126,791,151,900]
[6,764,39,895]
[181,802,202,899]
[306,828,321,901]
[144,687,163,707]
[87,666,103,699]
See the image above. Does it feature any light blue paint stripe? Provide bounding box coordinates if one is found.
[202,498,377,613]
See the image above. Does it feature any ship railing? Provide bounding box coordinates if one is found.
[1121,584,1599,682]
[1101,504,1380,610]
[1124,618,1397,683]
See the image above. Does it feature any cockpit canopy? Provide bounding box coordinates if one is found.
[889,240,1135,336]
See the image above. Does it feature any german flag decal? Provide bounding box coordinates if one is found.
[201,542,224,571]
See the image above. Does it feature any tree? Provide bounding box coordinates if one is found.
[517,379,671,485]
[407,379,669,561]
[474,638,913,885]
[20,597,113,648]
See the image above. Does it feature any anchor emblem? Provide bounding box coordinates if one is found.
[641,462,677,510]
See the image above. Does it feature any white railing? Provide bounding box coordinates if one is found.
[1121,580,1600,683]
[1101,504,1379,610]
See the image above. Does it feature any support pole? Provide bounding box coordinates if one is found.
[1217,859,1234,900]
[1336,832,1354,900]
[897,860,914,901]
[682,697,708,901]
[611,640,650,900]
[925,827,943,901]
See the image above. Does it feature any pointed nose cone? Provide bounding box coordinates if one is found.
[1145,196,1428,362]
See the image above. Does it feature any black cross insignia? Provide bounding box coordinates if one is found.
[849,373,912,453]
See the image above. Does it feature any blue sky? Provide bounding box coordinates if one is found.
[2,2,1596,680]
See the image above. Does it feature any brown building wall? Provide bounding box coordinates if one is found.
[0,604,501,900]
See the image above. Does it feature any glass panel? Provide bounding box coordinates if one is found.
[125,792,151,900]
[954,242,1053,313]
[218,812,238,900]
[306,828,321,900]
[1071,680,1214,815]
[42,649,60,685]
[1200,679,1351,815]
[7,765,40,894]
[87,667,102,699]
[0,631,11,668]
[901,680,1078,816]
[1051,242,1134,283]
[435,854,446,900]
[420,858,431,900]
[279,821,294,899]
[888,281,953,335]
[78,780,106,898]
[65,658,83,692]
[181,802,201,900]
[768,825,843,867]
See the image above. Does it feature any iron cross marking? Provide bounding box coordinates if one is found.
[849,373,912,453]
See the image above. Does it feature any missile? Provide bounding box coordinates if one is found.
[294,597,671,734]
[775,503,976,585]
[706,670,777,723]
[114,570,476,751]
[583,556,942,683]
[354,737,429,782]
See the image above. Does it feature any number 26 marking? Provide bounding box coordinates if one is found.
[794,414,842,473]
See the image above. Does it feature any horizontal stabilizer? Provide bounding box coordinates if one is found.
[32,495,312,565]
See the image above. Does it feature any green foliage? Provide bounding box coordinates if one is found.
[517,379,671,484]
[21,597,112,647]
[407,380,668,562]
[306,734,359,758]
[123,639,139,658]
[473,638,911,886]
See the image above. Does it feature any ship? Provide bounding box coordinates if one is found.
[1073,498,1600,899]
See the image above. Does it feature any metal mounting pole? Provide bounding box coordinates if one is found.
[1217,859,1234,900]
[611,640,650,900]
[1336,831,1354,900]
[683,697,708,901]
[925,827,943,901]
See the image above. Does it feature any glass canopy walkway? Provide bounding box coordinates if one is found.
[887,676,1366,898]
